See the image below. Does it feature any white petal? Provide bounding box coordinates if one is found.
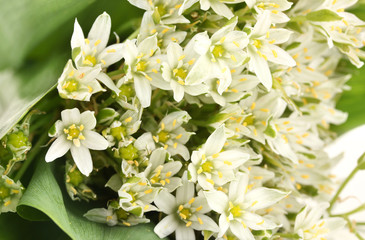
[80,110,96,129]
[175,225,195,240]
[184,84,208,96]
[204,125,225,156]
[154,215,179,239]
[71,19,85,50]
[210,1,234,19]
[70,145,93,176]
[88,12,111,51]
[185,55,212,85]
[82,131,108,150]
[161,111,191,131]
[98,43,124,67]
[248,45,272,90]
[245,187,288,211]
[45,135,71,162]
[204,190,228,213]
[228,173,249,203]
[230,221,255,240]
[176,181,194,205]
[167,42,182,67]
[149,148,167,168]
[242,212,277,230]
[251,10,271,38]
[134,75,151,108]
[218,213,230,236]
[96,72,121,95]
[138,34,158,55]
[167,143,190,160]
[171,81,185,102]
[154,190,176,214]
[61,108,81,125]
[193,32,211,56]
[122,39,138,65]
[191,214,219,232]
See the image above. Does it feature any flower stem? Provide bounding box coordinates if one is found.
[328,165,359,213]
[332,203,365,217]
[14,132,49,182]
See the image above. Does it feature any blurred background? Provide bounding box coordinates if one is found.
[0,0,365,239]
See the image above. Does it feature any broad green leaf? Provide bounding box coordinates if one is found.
[306,9,342,22]
[0,0,95,69]
[0,56,64,139]
[332,64,365,134]
[17,159,162,240]
[0,212,70,240]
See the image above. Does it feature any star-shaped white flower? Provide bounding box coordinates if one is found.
[45,108,109,176]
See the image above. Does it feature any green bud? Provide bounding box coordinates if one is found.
[119,84,135,99]
[97,108,119,125]
[67,167,84,187]
[7,131,28,149]
[120,144,139,160]
[110,126,127,141]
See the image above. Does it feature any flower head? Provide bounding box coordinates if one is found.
[45,108,108,176]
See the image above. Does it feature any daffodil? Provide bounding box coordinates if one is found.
[45,108,108,176]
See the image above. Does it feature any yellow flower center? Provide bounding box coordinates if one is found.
[201,160,214,173]
[243,115,255,126]
[85,55,97,66]
[212,45,225,58]
[229,204,242,218]
[136,61,147,72]
[156,4,167,16]
[157,131,170,143]
[174,68,187,80]
[0,185,10,199]
[63,79,79,92]
[178,207,192,220]
[253,39,262,49]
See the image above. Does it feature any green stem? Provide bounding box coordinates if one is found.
[273,233,300,239]
[107,69,125,78]
[14,132,49,181]
[126,27,140,41]
[328,165,359,213]
[355,232,365,240]
[100,95,117,109]
[332,203,365,217]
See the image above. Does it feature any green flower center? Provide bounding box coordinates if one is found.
[136,61,147,72]
[0,185,10,199]
[119,84,135,98]
[212,45,225,58]
[243,115,255,126]
[157,131,170,143]
[116,208,129,220]
[156,4,167,16]
[7,131,28,148]
[201,160,214,173]
[85,55,97,66]
[229,204,242,218]
[127,191,137,202]
[110,126,127,141]
[174,68,187,80]
[63,79,79,92]
[67,167,84,186]
[120,144,139,160]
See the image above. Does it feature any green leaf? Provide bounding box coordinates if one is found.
[0,0,95,69]
[306,9,342,22]
[0,57,64,139]
[332,64,365,134]
[357,152,365,170]
[17,160,162,240]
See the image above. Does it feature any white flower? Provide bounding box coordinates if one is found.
[57,60,105,101]
[186,17,249,94]
[143,148,182,192]
[180,0,245,19]
[153,111,193,160]
[71,12,122,94]
[248,0,293,24]
[294,202,346,240]
[188,125,250,190]
[122,35,161,108]
[247,10,296,89]
[45,108,108,176]
[154,176,219,240]
[204,173,289,239]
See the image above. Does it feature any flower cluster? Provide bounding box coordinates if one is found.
[44,0,365,239]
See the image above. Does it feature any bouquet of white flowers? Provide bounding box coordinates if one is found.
[1,0,365,239]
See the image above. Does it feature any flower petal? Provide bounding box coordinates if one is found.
[45,135,71,162]
[204,125,226,156]
[154,214,179,239]
[175,225,195,240]
[71,19,85,50]
[61,108,81,125]
[98,43,124,68]
[134,74,151,108]
[154,190,176,215]
[82,131,108,150]
[80,110,96,129]
[204,190,228,213]
[70,145,93,176]
[176,180,194,205]
[244,187,289,211]
[96,72,121,95]
[88,12,111,51]
[248,45,272,90]
[230,220,255,240]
